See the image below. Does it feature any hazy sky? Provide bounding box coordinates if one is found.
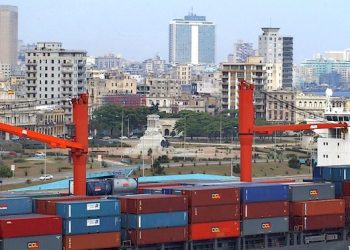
[3,0,350,63]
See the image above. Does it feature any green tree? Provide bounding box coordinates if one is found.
[0,165,12,178]
[151,159,165,175]
[288,157,301,169]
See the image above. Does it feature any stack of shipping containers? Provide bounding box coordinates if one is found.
[119,194,188,246]
[289,183,345,231]
[0,197,62,249]
[179,186,240,241]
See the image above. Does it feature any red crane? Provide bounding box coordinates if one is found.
[238,81,348,182]
[0,94,89,195]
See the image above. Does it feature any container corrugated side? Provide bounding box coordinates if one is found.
[189,204,240,223]
[239,184,288,203]
[122,211,187,229]
[119,194,188,214]
[189,221,240,240]
[62,216,121,235]
[291,214,345,231]
[290,199,345,216]
[126,227,187,246]
[55,199,120,218]
[0,197,32,215]
[242,201,289,219]
[35,196,101,214]
[0,214,62,238]
[288,182,335,201]
[63,232,120,249]
[241,217,289,236]
[180,187,240,206]
[0,234,62,250]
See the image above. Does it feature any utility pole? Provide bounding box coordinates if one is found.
[220,115,222,144]
[121,109,124,160]
[183,118,186,162]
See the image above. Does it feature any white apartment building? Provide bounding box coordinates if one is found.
[25,42,87,123]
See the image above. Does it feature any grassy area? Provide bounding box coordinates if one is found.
[131,161,311,178]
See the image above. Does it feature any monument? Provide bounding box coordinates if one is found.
[137,114,165,153]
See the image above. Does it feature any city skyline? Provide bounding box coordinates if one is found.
[3,0,350,62]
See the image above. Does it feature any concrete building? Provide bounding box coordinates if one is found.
[146,77,182,98]
[298,58,350,89]
[0,5,18,67]
[258,28,293,88]
[232,40,255,63]
[265,89,296,123]
[95,54,125,70]
[169,13,215,65]
[105,72,137,94]
[0,64,11,79]
[143,55,166,76]
[221,56,267,118]
[265,63,282,90]
[173,64,192,84]
[324,51,345,61]
[25,42,87,123]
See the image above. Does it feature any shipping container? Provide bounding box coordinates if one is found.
[63,232,120,250]
[86,180,113,196]
[118,194,188,214]
[242,201,289,219]
[312,167,323,180]
[55,199,120,218]
[291,214,345,231]
[0,197,32,216]
[0,234,62,250]
[241,217,289,236]
[141,188,162,194]
[239,183,288,203]
[122,211,187,229]
[180,186,240,206]
[62,216,121,235]
[343,181,350,196]
[288,182,335,201]
[290,199,344,216]
[189,221,240,240]
[0,214,62,238]
[189,204,240,223]
[126,227,187,246]
[334,181,343,197]
[255,179,296,184]
[35,196,102,214]
[344,196,350,223]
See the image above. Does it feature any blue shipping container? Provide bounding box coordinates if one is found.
[333,181,343,197]
[0,197,32,215]
[122,211,187,229]
[312,167,323,180]
[56,199,120,218]
[62,216,121,235]
[239,183,288,203]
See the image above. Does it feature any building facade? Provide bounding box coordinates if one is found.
[95,54,125,70]
[169,13,215,65]
[25,42,87,123]
[265,89,296,123]
[0,5,18,67]
[232,40,255,63]
[221,56,267,118]
[258,28,293,89]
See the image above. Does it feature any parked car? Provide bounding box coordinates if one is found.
[39,174,53,181]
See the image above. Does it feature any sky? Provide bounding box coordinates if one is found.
[2,0,350,63]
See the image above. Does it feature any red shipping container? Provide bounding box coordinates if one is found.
[119,194,187,214]
[63,232,121,249]
[127,226,187,246]
[35,196,102,214]
[189,221,240,240]
[189,204,240,223]
[291,214,344,231]
[342,181,350,196]
[255,179,295,184]
[242,201,289,219]
[181,187,240,206]
[0,214,62,238]
[342,196,350,223]
[290,199,344,216]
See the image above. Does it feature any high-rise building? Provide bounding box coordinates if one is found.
[232,40,255,63]
[25,42,87,123]
[221,56,267,118]
[0,5,18,67]
[258,28,293,89]
[169,13,215,65]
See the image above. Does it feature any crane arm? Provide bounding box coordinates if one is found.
[254,122,348,135]
[0,122,84,150]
